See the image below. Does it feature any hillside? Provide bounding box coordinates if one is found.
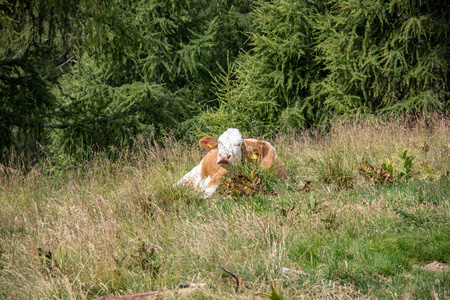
[1,116,449,299]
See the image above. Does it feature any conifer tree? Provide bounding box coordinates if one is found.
[1,0,252,164]
[196,0,449,135]
[194,0,327,136]
[0,0,97,163]
[52,0,252,162]
[311,0,449,117]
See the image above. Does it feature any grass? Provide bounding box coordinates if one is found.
[0,116,449,299]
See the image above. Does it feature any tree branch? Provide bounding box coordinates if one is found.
[54,50,69,62]
[55,55,75,68]
[0,117,68,129]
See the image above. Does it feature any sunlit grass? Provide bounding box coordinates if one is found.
[0,116,449,299]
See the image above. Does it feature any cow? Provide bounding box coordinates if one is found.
[176,128,287,197]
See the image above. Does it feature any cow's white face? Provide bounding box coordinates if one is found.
[216,128,243,168]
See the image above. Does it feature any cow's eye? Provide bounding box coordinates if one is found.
[234,143,241,146]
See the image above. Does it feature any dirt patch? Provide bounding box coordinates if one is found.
[422,261,449,271]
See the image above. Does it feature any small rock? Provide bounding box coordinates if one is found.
[178,281,192,288]
[422,261,449,271]
[178,281,207,289]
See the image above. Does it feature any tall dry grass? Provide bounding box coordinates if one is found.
[0,115,449,299]
[278,115,449,186]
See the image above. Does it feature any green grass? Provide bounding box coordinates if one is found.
[0,116,449,299]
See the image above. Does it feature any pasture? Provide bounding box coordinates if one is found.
[1,116,449,299]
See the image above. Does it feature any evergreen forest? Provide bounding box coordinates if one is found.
[1,0,449,164]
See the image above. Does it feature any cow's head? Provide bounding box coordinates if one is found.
[199,128,244,168]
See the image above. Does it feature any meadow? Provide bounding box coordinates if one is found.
[1,116,449,299]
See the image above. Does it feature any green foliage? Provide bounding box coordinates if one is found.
[187,57,254,137]
[359,159,394,185]
[311,0,450,116]
[51,0,254,161]
[256,283,284,300]
[0,0,119,163]
[316,149,355,189]
[1,0,449,167]
[419,163,441,182]
[194,0,327,136]
[222,170,266,198]
[360,149,415,184]
[198,0,449,136]
[219,160,286,199]
[246,0,328,130]
[51,54,184,163]
[116,242,159,277]
[390,149,414,180]
[1,0,253,163]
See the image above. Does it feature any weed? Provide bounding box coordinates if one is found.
[129,242,159,276]
[359,159,394,185]
[306,194,322,214]
[316,150,355,189]
[322,210,341,231]
[274,205,296,217]
[37,248,55,273]
[256,283,284,300]
[419,163,441,181]
[360,149,415,184]
[391,149,414,180]
[299,180,313,192]
[219,160,285,198]
[222,170,266,197]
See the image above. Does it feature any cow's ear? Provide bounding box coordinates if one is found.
[243,139,260,160]
[259,141,272,157]
[246,140,272,159]
[199,137,218,149]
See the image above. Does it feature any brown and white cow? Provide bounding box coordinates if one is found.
[176,128,286,197]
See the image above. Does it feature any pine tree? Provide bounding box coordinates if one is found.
[311,0,449,117]
[1,0,252,164]
[0,0,95,163]
[196,0,449,135]
[194,0,327,135]
[52,0,252,162]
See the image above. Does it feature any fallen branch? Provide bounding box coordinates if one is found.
[217,264,240,293]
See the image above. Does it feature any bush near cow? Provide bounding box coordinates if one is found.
[218,160,289,199]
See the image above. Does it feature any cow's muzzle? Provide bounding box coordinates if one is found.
[217,153,232,166]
